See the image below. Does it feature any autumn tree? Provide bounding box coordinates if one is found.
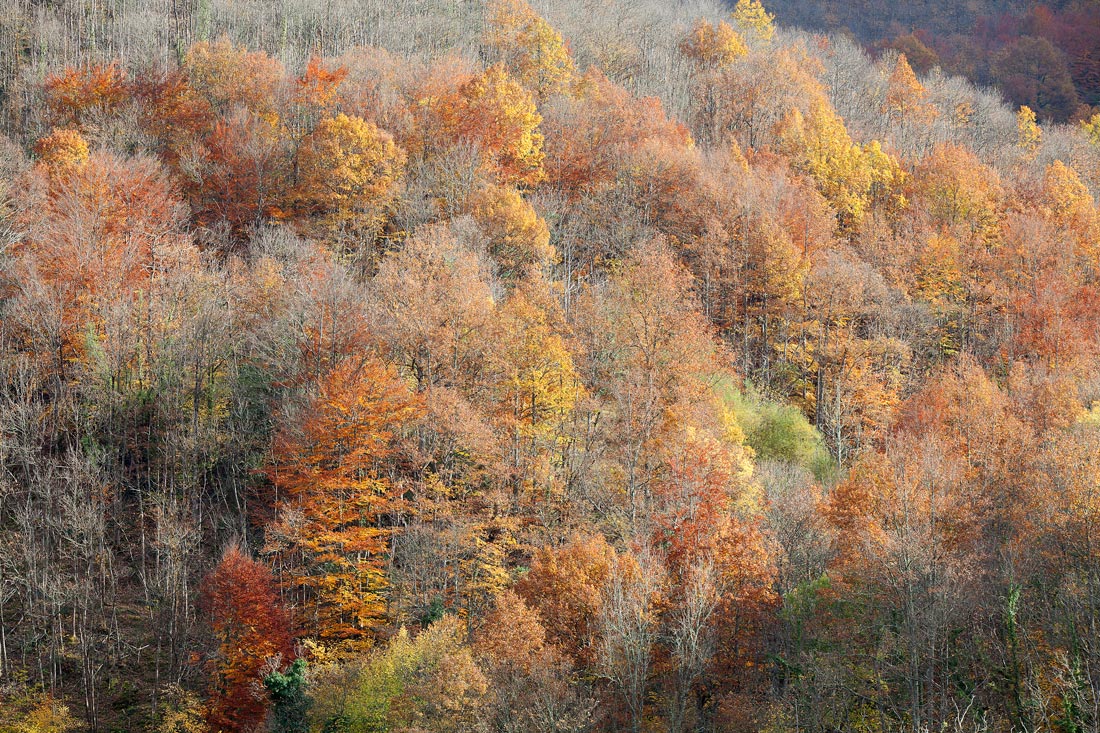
[884,53,935,124]
[492,279,583,505]
[651,431,775,730]
[290,57,348,135]
[731,0,776,43]
[292,113,406,242]
[823,437,979,731]
[199,546,295,733]
[32,128,89,169]
[369,221,496,394]
[778,99,903,231]
[12,151,195,371]
[131,69,213,164]
[184,38,284,117]
[690,43,826,149]
[454,65,545,186]
[308,615,487,732]
[894,356,1039,548]
[1017,104,1042,156]
[186,109,287,239]
[1039,160,1100,279]
[484,0,577,100]
[470,183,555,278]
[575,239,720,531]
[43,62,129,128]
[541,67,690,192]
[515,534,617,670]
[474,591,593,733]
[1082,113,1100,145]
[265,357,422,648]
[910,143,1004,244]
[679,20,748,69]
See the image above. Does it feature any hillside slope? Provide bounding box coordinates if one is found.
[1,0,1100,731]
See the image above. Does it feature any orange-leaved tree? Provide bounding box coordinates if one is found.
[265,357,423,648]
[43,62,129,127]
[679,19,748,69]
[291,57,349,135]
[199,545,295,733]
[184,37,285,117]
[454,65,545,186]
[32,128,89,169]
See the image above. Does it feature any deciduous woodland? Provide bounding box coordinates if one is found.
[763,0,1100,123]
[1,0,1100,731]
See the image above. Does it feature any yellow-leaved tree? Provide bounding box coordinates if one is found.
[679,19,748,69]
[494,279,583,502]
[457,65,546,186]
[32,128,89,169]
[184,37,284,117]
[732,0,775,43]
[1082,112,1100,145]
[484,0,576,100]
[779,100,903,232]
[471,183,556,278]
[1016,105,1042,157]
[293,113,407,238]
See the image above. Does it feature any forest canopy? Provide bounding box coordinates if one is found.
[1,0,1100,732]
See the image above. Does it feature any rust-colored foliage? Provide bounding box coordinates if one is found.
[883,53,937,124]
[454,65,546,186]
[199,546,295,733]
[543,68,691,191]
[515,535,616,669]
[294,57,349,118]
[14,151,194,365]
[44,62,129,126]
[131,69,213,163]
[186,110,286,237]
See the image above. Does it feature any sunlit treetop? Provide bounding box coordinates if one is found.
[679,19,749,69]
[732,0,776,43]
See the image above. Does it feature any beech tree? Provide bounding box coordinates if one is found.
[265,357,422,647]
[4,3,1100,731]
[470,183,555,278]
[184,38,284,117]
[679,20,748,69]
[32,128,89,169]
[731,0,776,43]
[484,0,577,101]
[454,65,546,186]
[199,546,295,733]
[43,62,129,128]
[292,113,406,241]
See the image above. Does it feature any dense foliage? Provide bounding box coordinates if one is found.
[1,0,1100,732]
